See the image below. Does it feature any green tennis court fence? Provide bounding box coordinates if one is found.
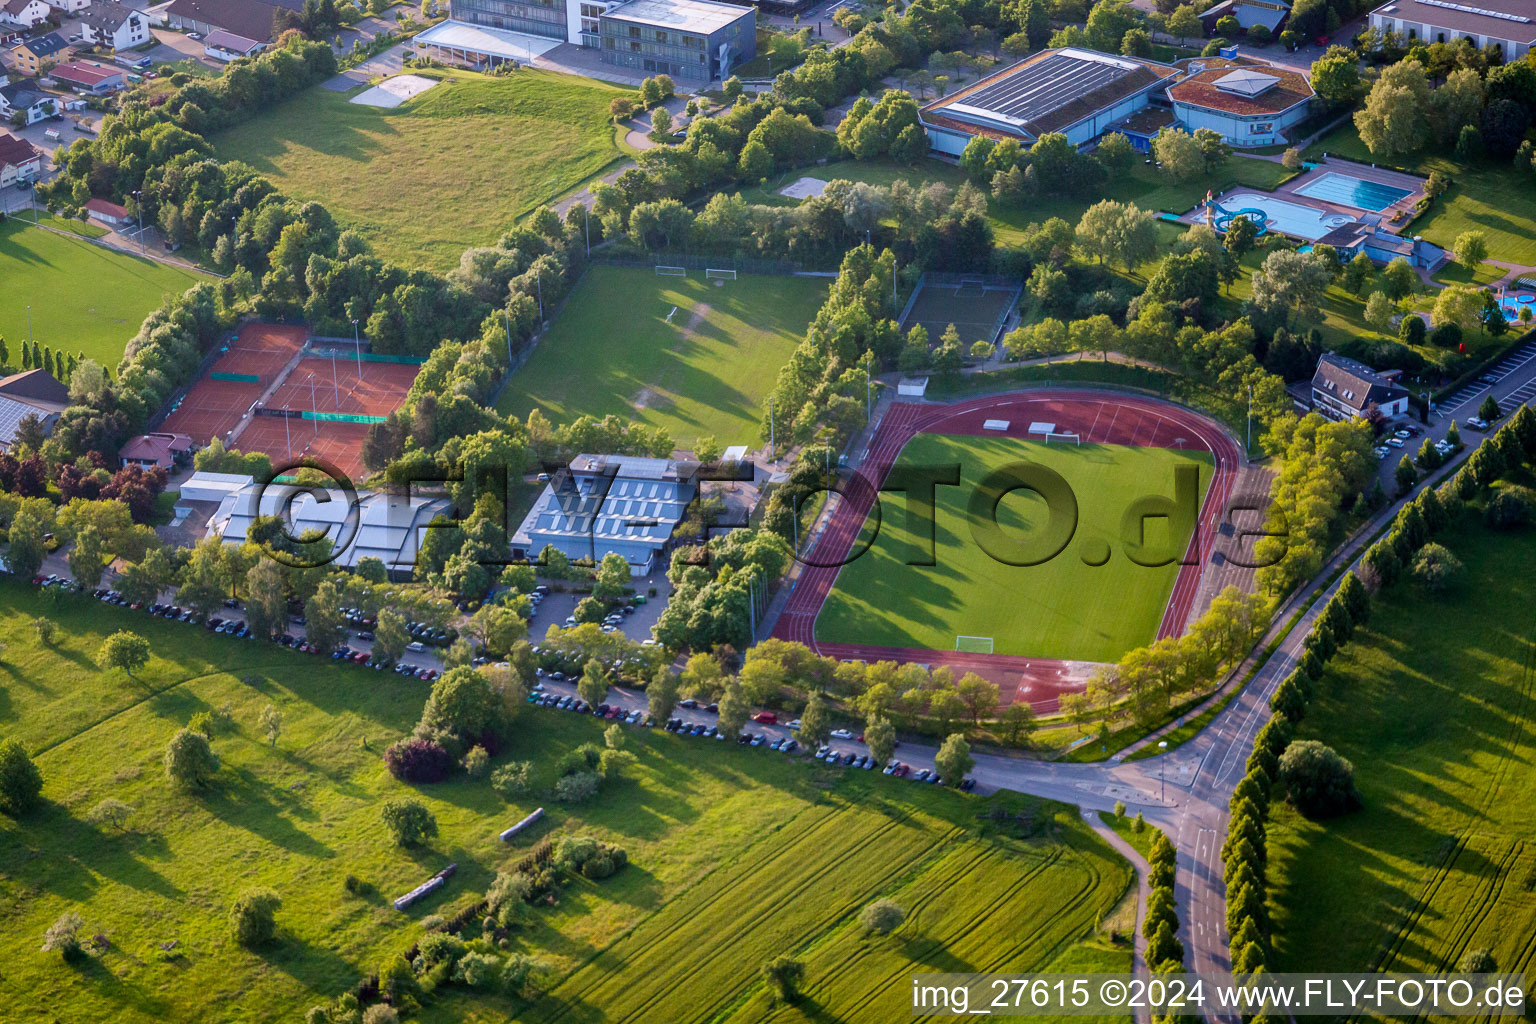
[300,411,387,424]
[210,371,260,383]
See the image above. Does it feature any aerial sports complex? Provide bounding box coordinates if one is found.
[770,391,1244,712]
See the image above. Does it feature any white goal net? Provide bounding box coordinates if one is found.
[1042,431,1082,445]
[655,265,687,277]
[955,636,994,654]
[705,268,737,280]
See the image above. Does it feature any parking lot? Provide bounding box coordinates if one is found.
[524,574,671,645]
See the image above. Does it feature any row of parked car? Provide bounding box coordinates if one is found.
[527,683,649,725]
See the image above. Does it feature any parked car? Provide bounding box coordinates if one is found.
[752,711,777,724]
[829,728,854,740]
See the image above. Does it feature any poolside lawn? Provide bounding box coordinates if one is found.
[1304,123,1536,266]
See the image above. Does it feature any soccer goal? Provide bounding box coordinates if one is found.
[955,635,994,654]
[705,268,737,281]
[1042,431,1082,445]
[655,265,687,277]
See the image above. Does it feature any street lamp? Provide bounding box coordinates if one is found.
[26,304,32,350]
[351,318,363,378]
[1158,740,1168,802]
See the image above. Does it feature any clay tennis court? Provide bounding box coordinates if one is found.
[239,355,419,482]
[160,323,308,441]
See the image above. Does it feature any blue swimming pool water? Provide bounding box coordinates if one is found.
[1295,172,1413,212]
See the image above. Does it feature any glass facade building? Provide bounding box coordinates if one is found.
[451,0,567,41]
[597,0,754,81]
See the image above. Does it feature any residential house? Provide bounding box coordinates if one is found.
[0,79,59,123]
[0,369,70,451]
[0,0,54,29]
[202,28,263,61]
[41,0,91,14]
[8,29,67,73]
[1309,352,1410,422]
[119,432,195,470]
[83,0,153,50]
[50,59,125,92]
[0,129,39,185]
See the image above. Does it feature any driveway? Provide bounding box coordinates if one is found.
[146,28,219,68]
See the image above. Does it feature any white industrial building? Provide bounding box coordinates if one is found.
[1367,0,1535,63]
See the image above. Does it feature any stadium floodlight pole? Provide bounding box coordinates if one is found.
[768,397,774,457]
[1246,384,1253,452]
[1158,740,1168,801]
[351,318,362,378]
[502,307,514,369]
[536,270,544,322]
[131,190,145,254]
[25,305,32,349]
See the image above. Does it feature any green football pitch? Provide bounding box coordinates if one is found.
[814,433,1213,662]
[496,267,829,446]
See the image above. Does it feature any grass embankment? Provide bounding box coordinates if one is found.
[814,432,1212,663]
[213,69,632,273]
[497,267,829,445]
[0,219,205,368]
[0,583,1131,1023]
[1267,517,1536,977]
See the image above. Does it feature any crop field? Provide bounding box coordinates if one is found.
[1266,515,1536,979]
[0,583,1129,1024]
[496,267,830,446]
[1304,124,1536,266]
[0,219,205,368]
[212,69,631,273]
[814,432,1212,662]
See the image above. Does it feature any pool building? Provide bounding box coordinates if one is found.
[1167,62,1313,148]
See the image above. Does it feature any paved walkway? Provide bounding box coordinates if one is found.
[1083,810,1151,1024]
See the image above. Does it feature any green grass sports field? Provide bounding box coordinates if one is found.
[497,267,830,446]
[213,70,630,273]
[814,433,1212,662]
[0,583,1129,1023]
[0,220,205,369]
[1267,514,1536,978]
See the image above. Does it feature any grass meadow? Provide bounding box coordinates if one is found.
[212,69,631,273]
[496,267,830,447]
[1266,514,1536,980]
[1304,123,1536,267]
[814,433,1212,662]
[0,582,1130,1023]
[0,220,205,369]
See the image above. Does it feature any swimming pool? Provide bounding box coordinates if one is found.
[1295,172,1413,212]
[1211,193,1354,241]
[1503,293,1536,323]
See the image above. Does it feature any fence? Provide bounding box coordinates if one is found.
[591,253,802,276]
[144,326,239,433]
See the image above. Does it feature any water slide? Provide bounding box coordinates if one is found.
[1203,192,1268,236]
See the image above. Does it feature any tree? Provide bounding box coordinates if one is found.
[67,526,107,590]
[5,507,47,582]
[420,667,504,745]
[578,657,610,708]
[1453,230,1488,268]
[1000,702,1037,747]
[164,728,218,789]
[1310,45,1360,103]
[1075,199,1159,269]
[258,704,283,748]
[1278,739,1361,817]
[1362,290,1395,334]
[647,668,679,722]
[859,898,905,935]
[304,579,346,656]
[1479,393,1503,421]
[381,797,438,846]
[956,672,1000,725]
[0,737,43,815]
[762,956,806,1004]
[864,716,897,767]
[1355,59,1431,159]
[1381,257,1417,300]
[1411,542,1463,592]
[649,105,674,142]
[1167,4,1202,38]
[1225,212,1258,259]
[717,681,750,740]
[32,616,56,646]
[592,552,630,602]
[1153,127,1205,183]
[85,797,134,830]
[373,607,410,665]
[796,693,831,748]
[99,631,150,679]
[1433,285,1486,336]
[229,887,281,947]
[934,733,974,786]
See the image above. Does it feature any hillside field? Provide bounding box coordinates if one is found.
[0,582,1131,1023]
[496,267,830,447]
[0,220,206,369]
[212,70,631,273]
[1267,512,1536,979]
[815,432,1212,662]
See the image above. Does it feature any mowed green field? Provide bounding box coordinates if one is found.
[0,220,205,368]
[815,434,1212,662]
[1267,517,1536,979]
[1305,124,1536,266]
[0,583,1130,1024]
[497,267,830,446]
[213,70,630,273]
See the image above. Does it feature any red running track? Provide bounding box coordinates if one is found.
[768,390,1243,712]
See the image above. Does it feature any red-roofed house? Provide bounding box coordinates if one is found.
[84,197,131,225]
[119,432,195,470]
[49,60,125,93]
[0,131,39,187]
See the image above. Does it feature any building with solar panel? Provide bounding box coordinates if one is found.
[918,47,1181,156]
[1167,61,1313,147]
[1367,0,1534,63]
[512,454,701,575]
